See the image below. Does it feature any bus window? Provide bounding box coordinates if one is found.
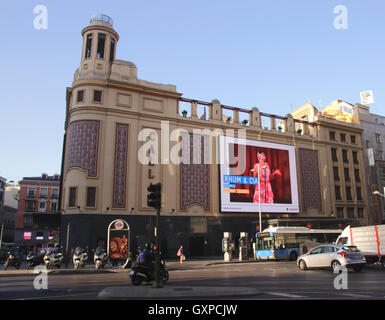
[257,237,275,250]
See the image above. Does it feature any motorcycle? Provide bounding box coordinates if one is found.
[129,254,169,286]
[26,250,45,269]
[73,247,88,269]
[3,250,22,270]
[93,247,108,269]
[44,247,64,269]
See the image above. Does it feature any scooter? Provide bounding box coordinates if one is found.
[44,247,64,269]
[73,247,88,269]
[26,250,45,269]
[3,251,22,270]
[129,255,169,286]
[94,247,108,269]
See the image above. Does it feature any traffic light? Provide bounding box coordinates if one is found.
[147,182,162,210]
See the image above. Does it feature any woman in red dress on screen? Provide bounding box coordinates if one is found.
[252,151,281,203]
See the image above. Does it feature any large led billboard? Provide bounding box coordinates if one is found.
[219,136,299,213]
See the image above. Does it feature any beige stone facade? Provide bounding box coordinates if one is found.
[60,16,370,255]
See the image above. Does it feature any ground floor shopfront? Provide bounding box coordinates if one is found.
[59,213,351,258]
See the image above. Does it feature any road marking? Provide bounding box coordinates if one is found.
[265,292,307,299]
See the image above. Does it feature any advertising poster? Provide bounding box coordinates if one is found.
[219,136,299,213]
[107,219,130,261]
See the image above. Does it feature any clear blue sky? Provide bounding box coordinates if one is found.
[1,0,384,183]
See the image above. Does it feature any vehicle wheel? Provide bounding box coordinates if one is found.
[131,274,142,286]
[289,252,298,261]
[160,270,169,284]
[298,260,307,271]
[331,260,341,272]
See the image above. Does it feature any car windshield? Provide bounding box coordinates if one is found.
[343,245,360,252]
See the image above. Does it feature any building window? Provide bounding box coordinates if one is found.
[346,187,352,201]
[352,151,359,164]
[24,215,33,226]
[85,34,92,59]
[50,202,57,212]
[342,150,348,163]
[354,169,361,182]
[40,188,47,198]
[347,207,355,218]
[336,207,344,218]
[27,187,35,198]
[69,187,77,207]
[344,168,350,182]
[25,200,36,212]
[356,187,362,201]
[340,133,346,142]
[96,33,106,58]
[331,148,338,162]
[378,151,383,160]
[333,167,340,181]
[51,188,59,199]
[357,208,364,218]
[376,133,381,143]
[366,140,370,148]
[77,90,84,102]
[335,187,342,201]
[93,90,102,102]
[351,135,356,144]
[110,38,115,62]
[39,202,46,212]
[86,187,96,207]
[330,131,336,141]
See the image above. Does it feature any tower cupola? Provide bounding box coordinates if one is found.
[77,14,119,79]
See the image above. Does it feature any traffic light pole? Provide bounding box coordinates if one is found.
[153,207,162,288]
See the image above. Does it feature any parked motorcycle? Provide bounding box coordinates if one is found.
[44,247,63,269]
[3,249,23,271]
[129,255,169,286]
[93,247,108,269]
[26,250,45,269]
[73,247,88,269]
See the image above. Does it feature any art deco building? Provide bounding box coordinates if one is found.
[60,15,370,256]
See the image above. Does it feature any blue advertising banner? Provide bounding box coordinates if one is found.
[223,175,259,185]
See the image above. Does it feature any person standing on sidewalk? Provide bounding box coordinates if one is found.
[177,245,185,264]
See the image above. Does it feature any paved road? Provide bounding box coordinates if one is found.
[1,260,385,300]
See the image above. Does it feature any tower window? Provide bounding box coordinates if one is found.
[85,34,92,59]
[97,33,106,59]
[93,90,102,102]
[77,90,84,102]
[110,38,115,62]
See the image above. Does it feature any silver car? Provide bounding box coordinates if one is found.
[297,244,366,272]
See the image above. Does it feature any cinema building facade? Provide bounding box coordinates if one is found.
[60,15,370,257]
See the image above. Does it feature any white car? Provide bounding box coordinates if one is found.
[297,244,366,272]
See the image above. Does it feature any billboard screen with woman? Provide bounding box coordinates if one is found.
[219,136,299,213]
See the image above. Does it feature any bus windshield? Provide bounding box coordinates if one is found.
[257,236,275,250]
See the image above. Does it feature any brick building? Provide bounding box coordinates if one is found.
[60,15,370,257]
[15,173,60,247]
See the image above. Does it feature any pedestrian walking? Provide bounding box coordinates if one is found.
[177,245,185,264]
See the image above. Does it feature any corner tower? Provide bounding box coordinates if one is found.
[77,14,119,80]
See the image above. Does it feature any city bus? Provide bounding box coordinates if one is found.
[255,226,342,261]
